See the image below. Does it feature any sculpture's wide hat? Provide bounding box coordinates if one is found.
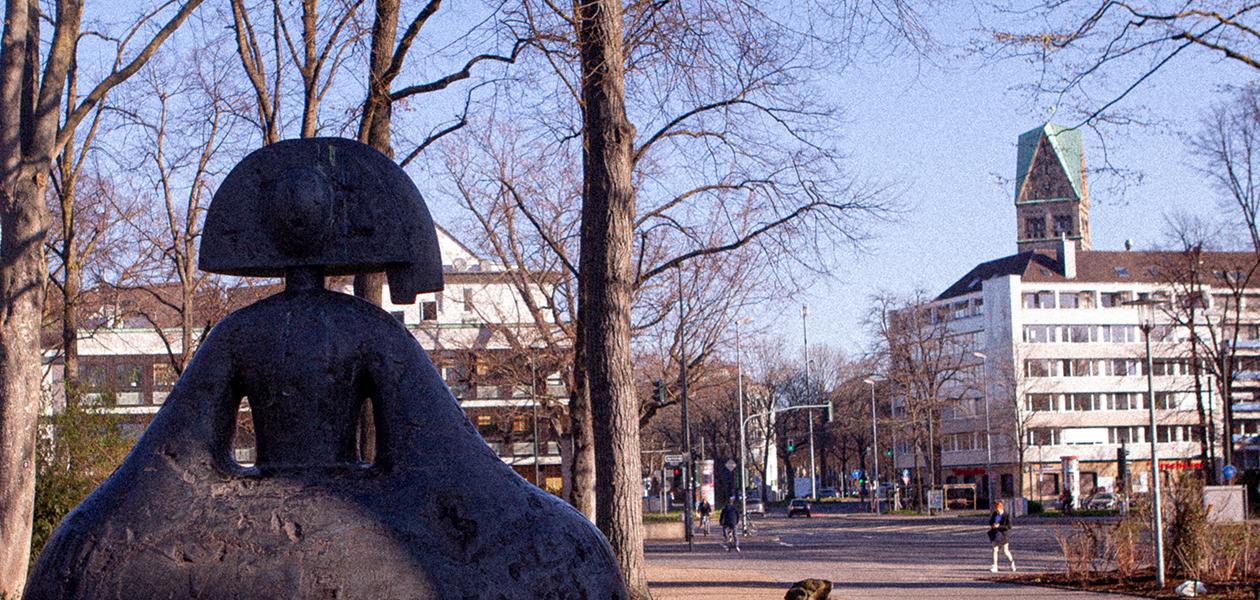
[200,138,442,303]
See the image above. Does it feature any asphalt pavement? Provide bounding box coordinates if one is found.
[644,506,1141,600]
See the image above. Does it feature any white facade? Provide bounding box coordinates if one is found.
[897,247,1258,501]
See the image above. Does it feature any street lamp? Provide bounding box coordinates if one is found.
[971,351,995,508]
[863,377,882,514]
[736,315,752,536]
[802,305,817,500]
[1125,297,1167,590]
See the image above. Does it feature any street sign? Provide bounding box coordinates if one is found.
[1224,465,1238,481]
[850,470,861,481]
[724,459,737,472]
[664,454,686,466]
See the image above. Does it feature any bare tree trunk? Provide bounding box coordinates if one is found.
[568,327,596,519]
[0,167,48,596]
[0,4,51,591]
[575,0,646,594]
[0,0,201,591]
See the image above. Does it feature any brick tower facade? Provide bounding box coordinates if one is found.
[1015,123,1090,254]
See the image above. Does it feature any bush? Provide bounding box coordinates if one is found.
[1165,474,1210,578]
[30,388,134,561]
[1028,500,1044,515]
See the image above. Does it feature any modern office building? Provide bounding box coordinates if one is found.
[891,123,1260,504]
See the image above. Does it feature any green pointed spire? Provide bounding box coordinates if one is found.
[1015,123,1084,202]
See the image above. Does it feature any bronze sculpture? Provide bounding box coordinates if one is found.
[25,138,627,599]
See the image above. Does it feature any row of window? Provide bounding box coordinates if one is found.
[1024,391,1195,413]
[943,432,987,452]
[1021,290,1146,310]
[1023,324,1145,344]
[1023,357,1201,378]
[1024,214,1074,239]
[1025,358,1145,378]
[1023,289,1260,312]
[1027,425,1203,447]
[930,298,985,324]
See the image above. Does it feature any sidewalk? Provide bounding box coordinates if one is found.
[645,563,1138,599]
[646,564,783,600]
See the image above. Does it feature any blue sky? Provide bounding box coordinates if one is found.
[774,8,1256,358]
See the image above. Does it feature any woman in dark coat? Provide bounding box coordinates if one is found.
[988,500,1015,572]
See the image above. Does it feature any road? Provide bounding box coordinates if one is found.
[644,507,1138,600]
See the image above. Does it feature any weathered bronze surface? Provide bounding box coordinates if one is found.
[25,139,627,599]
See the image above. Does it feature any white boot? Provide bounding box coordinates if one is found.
[989,565,998,573]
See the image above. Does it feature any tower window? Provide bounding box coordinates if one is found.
[1025,216,1046,239]
[1053,215,1073,236]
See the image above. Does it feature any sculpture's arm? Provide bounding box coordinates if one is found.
[360,325,487,471]
[122,316,245,475]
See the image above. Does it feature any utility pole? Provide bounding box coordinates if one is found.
[801,305,816,500]
[972,351,995,507]
[1127,298,1166,589]
[736,316,751,536]
[864,377,881,514]
[678,267,694,551]
[531,360,541,487]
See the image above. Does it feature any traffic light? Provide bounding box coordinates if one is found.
[824,402,834,423]
[885,449,893,457]
[787,438,795,452]
[653,379,665,405]
[669,466,683,493]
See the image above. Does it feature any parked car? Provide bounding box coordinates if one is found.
[787,499,812,518]
[1085,492,1122,510]
[817,487,838,499]
[744,491,765,515]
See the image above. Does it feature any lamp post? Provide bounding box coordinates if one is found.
[531,360,541,487]
[863,377,882,514]
[1125,297,1167,590]
[802,305,817,500]
[677,267,693,551]
[971,351,995,508]
[736,316,752,536]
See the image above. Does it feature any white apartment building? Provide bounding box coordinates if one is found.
[891,123,1260,504]
[43,226,573,492]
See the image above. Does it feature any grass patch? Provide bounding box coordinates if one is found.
[643,511,683,525]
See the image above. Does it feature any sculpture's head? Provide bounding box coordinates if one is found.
[200,138,443,303]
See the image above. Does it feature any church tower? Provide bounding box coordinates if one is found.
[1014,123,1090,254]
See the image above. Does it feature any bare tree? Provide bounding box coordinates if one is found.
[453,0,920,530]
[986,3,1260,124]
[1191,84,1260,250]
[0,1,202,591]
[108,47,247,374]
[868,289,970,508]
[572,0,647,595]
[43,41,120,399]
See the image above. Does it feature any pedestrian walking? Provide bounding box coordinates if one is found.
[987,500,1015,573]
[698,499,712,536]
[719,498,741,552]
